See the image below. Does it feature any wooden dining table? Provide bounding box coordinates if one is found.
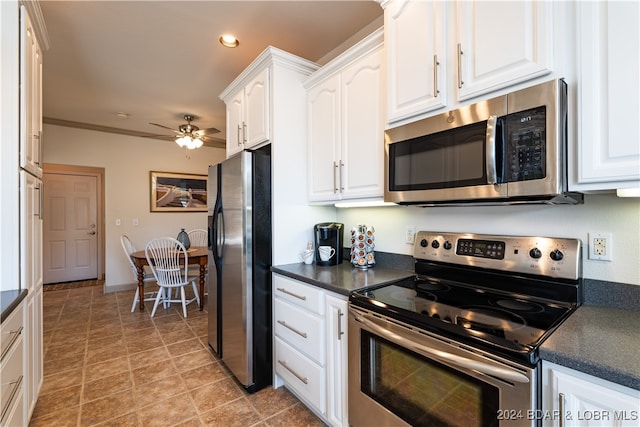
[129,246,208,311]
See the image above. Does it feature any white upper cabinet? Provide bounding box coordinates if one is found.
[383,0,447,123]
[572,0,640,191]
[455,0,553,101]
[380,0,555,125]
[20,5,43,177]
[305,29,384,203]
[222,67,270,158]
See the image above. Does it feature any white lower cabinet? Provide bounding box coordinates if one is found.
[1,300,25,427]
[273,274,348,427]
[542,361,640,427]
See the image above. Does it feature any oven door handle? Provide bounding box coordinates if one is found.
[352,311,530,384]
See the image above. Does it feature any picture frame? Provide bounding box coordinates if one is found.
[150,171,207,212]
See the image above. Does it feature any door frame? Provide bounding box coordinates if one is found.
[43,163,105,281]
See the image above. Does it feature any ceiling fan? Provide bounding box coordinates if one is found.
[148,114,224,149]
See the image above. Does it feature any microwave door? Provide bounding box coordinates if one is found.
[385,99,508,204]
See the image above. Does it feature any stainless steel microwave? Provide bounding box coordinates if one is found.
[384,79,583,206]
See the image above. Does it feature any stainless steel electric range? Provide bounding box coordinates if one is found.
[348,231,582,427]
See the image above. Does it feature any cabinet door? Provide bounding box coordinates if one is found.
[325,295,348,427]
[307,75,341,202]
[20,6,43,177]
[385,0,447,123]
[226,91,244,158]
[544,363,640,427]
[244,67,270,148]
[20,171,42,294]
[341,46,385,200]
[455,0,553,101]
[575,1,640,188]
[26,288,43,419]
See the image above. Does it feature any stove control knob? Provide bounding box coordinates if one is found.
[529,248,542,259]
[431,240,440,249]
[550,249,564,261]
[420,239,428,248]
[443,241,452,250]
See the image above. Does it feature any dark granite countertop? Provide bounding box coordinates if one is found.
[540,304,640,391]
[1,289,28,323]
[271,262,414,296]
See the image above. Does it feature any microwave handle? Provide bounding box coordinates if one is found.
[485,115,498,185]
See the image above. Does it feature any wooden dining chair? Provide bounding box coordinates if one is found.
[121,234,158,312]
[145,237,201,318]
[187,228,208,247]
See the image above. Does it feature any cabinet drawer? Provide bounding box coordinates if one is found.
[274,298,324,364]
[275,336,325,415]
[1,303,24,362]
[273,275,324,314]
[1,334,24,424]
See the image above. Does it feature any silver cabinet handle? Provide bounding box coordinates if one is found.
[333,161,339,193]
[277,359,308,384]
[237,125,242,146]
[339,161,344,193]
[433,55,440,98]
[1,326,23,361]
[276,287,307,301]
[277,320,307,338]
[337,308,344,340]
[457,43,464,89]
[242,122,247,143]
[0,375,23,422]
[35,182,43,219]
[485,115,498,185]
[559,393,565,427]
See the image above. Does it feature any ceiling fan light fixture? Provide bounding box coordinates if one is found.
[219,34,239,48]
[176,135,204,150]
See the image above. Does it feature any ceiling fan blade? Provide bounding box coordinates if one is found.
[201,135,225,143]
[195,127,221,135]
[149,122,180,133]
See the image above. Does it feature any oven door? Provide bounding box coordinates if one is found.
[348,306,537,427]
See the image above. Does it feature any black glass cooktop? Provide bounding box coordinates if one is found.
[350,276,574,363]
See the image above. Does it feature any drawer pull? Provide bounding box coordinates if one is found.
[277,359,308,384]
[276,287,307,301]
[277,320,308,338]
[0,375,23,422]
[1,326,24,361]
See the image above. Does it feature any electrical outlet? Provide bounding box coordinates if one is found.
[588,232,612,261]
[405,226,416,244]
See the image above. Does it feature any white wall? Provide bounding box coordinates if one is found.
[42,124,226,291]
[337,195,640,286]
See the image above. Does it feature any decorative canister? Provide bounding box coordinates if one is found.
[176,228,191,249]
[350,225,375,268]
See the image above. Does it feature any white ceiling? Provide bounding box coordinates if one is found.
[40,1,383,148]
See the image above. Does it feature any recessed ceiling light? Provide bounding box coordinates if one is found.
[115,112,129,119]
[219,34,239,48]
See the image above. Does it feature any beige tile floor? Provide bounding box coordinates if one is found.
[31,283,326,427]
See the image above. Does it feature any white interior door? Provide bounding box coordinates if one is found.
[43,173,98,283]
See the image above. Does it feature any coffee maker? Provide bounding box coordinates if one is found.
[313,223,344,266]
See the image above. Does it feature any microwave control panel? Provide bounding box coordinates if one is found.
[505,106,547,182]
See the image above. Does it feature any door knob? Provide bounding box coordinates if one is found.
[88,231,96,235]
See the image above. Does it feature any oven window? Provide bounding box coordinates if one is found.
[388,120,489,191]
[360,330,499,427]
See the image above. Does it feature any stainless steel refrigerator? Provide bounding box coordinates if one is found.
[207,145,272,393]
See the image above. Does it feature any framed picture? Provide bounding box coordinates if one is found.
[150,171,207,212]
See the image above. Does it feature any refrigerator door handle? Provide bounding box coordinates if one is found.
[216,210,225,258]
